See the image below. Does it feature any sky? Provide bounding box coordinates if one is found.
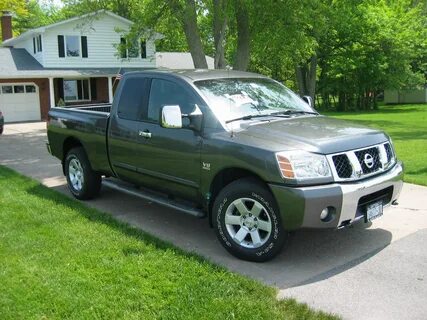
[38,0,64,9]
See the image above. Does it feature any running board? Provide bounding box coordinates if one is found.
[102,179,206,218]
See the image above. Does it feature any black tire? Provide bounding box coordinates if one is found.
[213,178,286,262]
[0,126,3,135]
[64,147,101,200]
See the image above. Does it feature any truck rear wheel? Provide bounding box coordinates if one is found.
[213,178,286,262]
[65,147,101,200]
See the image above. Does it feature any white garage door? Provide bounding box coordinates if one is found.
[0,83,41,123]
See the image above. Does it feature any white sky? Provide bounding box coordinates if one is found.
[38,0,64,9]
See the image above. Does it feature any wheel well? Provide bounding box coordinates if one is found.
[62,137,83,173]
[208,168,266,226]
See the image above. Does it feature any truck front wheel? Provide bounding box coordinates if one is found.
[64,147,101,200]
[213,178,287,262]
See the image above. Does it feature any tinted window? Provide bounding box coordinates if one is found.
[148,79,196,123]
[117,78,147,121]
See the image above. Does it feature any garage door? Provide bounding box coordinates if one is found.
[0,83,41,123]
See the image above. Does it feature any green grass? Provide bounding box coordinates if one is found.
[325,104,427,186]
[0,166,336,320]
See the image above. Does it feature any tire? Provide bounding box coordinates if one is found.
[64,147,101,200]
[213,178,287,262]
[0,126,3,135]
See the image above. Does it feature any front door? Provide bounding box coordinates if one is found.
[108,76,203,201]
[134,78,202,200]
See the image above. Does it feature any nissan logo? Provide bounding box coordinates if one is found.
[364,153,374,168]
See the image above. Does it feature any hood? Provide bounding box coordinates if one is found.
[234,115,388,154]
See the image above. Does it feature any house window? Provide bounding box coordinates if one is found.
[66,36,80,57]
[64,79,90,101]
[26,85,36,93]
[33,35,42,53]
[1,86,13,94]
[120,37,145,59]
[14,85,25,93]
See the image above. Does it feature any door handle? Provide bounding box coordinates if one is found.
[139,130,152,139]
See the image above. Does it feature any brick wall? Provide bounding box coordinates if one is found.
[0,78,50,120]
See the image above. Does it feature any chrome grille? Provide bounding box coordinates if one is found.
[332,154,353,178]
[327,142,395,181]
[354,147,382,174]
[384,143,393,162]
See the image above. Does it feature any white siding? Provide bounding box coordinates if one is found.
[40,12,156,68]
[14,36,44,65]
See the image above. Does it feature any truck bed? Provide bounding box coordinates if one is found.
[47,103,113,175]
[60,103,112,114]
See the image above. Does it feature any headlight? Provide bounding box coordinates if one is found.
[276,151,332,180]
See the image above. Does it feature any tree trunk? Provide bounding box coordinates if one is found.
[213,0,227,69]
[233,0,250,71]
[295,55,317,103]
[169,0,208,69]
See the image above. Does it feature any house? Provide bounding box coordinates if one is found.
[0,10,162,123]
[384,87,427,104]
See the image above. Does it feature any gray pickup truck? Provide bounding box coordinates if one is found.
[47,70,403,261]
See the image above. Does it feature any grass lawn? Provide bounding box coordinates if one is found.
[0,166,336,320]
[325,104,427,186]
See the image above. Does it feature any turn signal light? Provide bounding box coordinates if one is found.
[276,155,295,179]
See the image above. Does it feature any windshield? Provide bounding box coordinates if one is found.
[194,78,315,123]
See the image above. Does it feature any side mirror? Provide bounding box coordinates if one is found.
[302,95,313,108]
[184,104,203,131]
[161,105,182,129]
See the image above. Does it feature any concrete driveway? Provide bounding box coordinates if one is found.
[1,122,426,320]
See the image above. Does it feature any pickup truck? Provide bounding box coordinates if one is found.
[47,70,404,262]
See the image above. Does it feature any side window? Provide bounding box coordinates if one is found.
[117,78,148,121]
[147,79,196,123]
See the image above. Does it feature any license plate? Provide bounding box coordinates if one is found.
[366,201,383,222]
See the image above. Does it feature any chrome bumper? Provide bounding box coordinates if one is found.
[269,162,404,230]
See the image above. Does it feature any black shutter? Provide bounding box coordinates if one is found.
[58,35,65,57]
[33,38,36,54]
[57,78,64,101]
[77,80,83,100]
[39,35,42,52]
[120,37,127,58]
[81,36,88,58]
[90,78,97,100]
[140,40,146,59]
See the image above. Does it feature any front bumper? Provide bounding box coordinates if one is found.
[269,161,404,230]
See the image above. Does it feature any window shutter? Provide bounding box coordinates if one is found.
[77,80,83,100]
[57,78,64,101]
[58,35,65,57]
[39,35,42,52]
[90,78,97,100]
[33,38,36,54]
[81,36,88,58]
[120,38,127,58]
[140,40,147,59]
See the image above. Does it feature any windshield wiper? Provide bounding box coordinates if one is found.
[270,110,319,116]
[225,113,289,124]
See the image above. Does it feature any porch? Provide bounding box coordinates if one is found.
[49,76,118,108]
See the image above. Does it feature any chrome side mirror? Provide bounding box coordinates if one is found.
[302,95,313,108]
[161,105,182,129]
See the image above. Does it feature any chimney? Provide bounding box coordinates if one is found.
[1,11,13,42]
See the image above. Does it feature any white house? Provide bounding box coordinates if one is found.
[0,10,162,122]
